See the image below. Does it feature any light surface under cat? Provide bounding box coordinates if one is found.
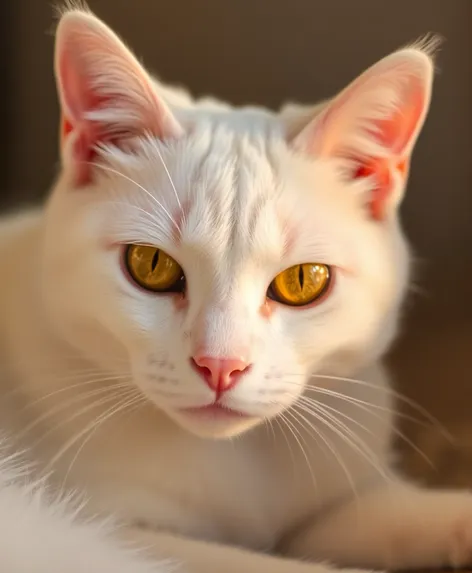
[1,5,472,573]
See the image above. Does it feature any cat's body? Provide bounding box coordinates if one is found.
[0,126,392,570]
[2,6,472,573]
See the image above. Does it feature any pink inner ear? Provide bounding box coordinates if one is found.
[354,156,410,221]
[59,55,113,185]
[353,82,424,220]
[61,116,73,144]
[56,14,185,187]
[58,42,155,185]
[375,82,425,154]
[60,112,102,186]
[354,159,391,221]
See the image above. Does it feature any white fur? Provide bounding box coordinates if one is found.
[1,7,472,573]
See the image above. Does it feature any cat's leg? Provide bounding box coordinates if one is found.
[125,526,377,573]
[283,479,472,570]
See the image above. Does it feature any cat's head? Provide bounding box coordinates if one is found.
[42,8,435,438]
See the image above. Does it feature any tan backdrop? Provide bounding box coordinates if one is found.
[4,0,472,487]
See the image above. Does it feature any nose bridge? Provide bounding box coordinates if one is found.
[192,301,251,358]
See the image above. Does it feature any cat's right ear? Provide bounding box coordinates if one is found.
[55,10,183,186]
[290,41,436,221]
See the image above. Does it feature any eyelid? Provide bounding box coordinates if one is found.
[118,241,185,269]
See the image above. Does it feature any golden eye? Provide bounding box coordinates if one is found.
[125,245,185,293]
[268,263,331,307]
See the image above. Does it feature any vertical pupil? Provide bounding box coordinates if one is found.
[298,265,304,290]
[151,250,160,272]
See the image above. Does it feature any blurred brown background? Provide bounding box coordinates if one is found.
[2,0,472,487]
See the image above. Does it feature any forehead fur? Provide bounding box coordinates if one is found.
[95,110,370,273]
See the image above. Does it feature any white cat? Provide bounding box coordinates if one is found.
[1,6,472,573]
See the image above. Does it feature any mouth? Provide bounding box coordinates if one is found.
[173,402,261,438]
[180,403,250,420]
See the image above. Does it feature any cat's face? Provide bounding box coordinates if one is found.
[43,9,434,438]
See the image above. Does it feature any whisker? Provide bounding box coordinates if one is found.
[60,391,145,486]
[309,373,450,439]
[148,136,182,212]
[107,201,168,233]
[299,391,436,470]
[302,384,433,431]
[89,162,179,232]
[286,405,359,501]
[20,384,130,442]
[279,409,317,490]
[282,375,452,441]
[28,392,127,463]
[2,354,129,372]
[272,416,297,477]
[22,374,131,410]
[263,417,277,444]
[45,390,138,476]
[0,366,129,403]
[295,399,392,484]
[298,394,377,438]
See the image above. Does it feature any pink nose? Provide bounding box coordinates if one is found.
[191,356,251,394]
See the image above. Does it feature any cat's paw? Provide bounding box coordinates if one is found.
[337,569,384,573]
[343,570,384,573]
[387,502,472,569]
[449,513,472,567]
[411,499,472,569]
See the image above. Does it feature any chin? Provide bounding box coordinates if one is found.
[166,407,262,439]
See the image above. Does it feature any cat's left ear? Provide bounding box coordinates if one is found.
[292,43,436,220]
[55,9,183,185]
